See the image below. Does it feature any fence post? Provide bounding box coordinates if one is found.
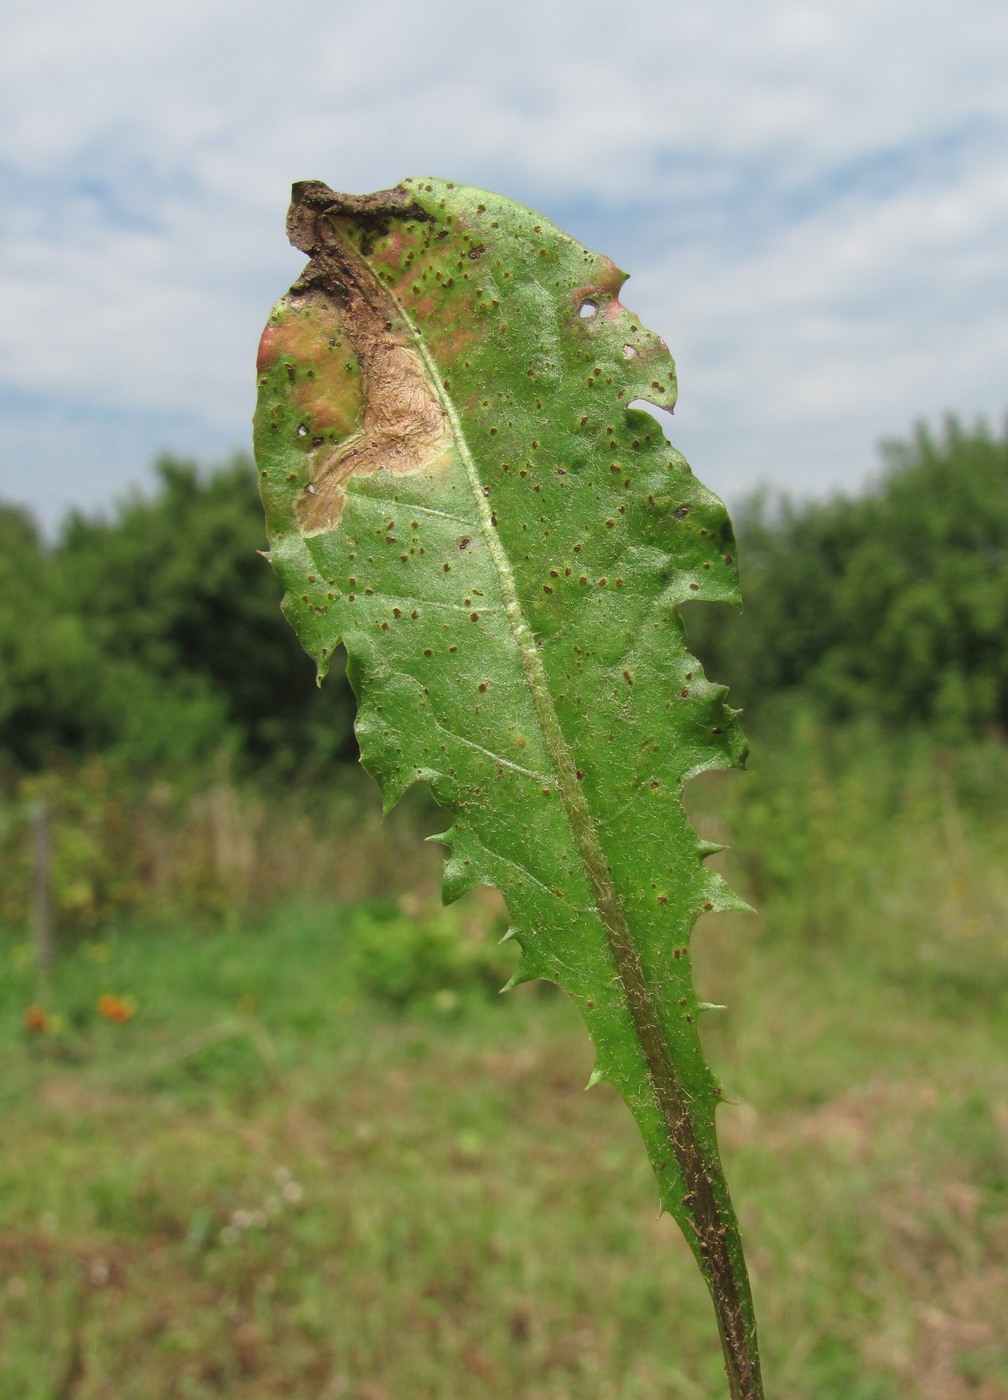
[32,799,55,990]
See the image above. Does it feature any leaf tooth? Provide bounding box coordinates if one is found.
[585,1066,608,1090]
[376,770,414,814]
[714,888,756,916]
[441,855,483,905]
[699,869,755,916]
[499,965,530,994]
[500,944,549,992]
[696,837,727,860]
[696,1001,727,1015]
[378,785,405,816]
[354,721,417,813]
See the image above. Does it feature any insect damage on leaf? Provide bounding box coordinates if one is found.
[254,178,764,1400]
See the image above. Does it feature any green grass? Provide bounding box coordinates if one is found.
[1,732,1007,1399]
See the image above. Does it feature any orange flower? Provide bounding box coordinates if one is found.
[24,1005,47,1033]
[97,994,135,1023]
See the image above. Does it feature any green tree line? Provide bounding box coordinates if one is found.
[0,457,355,774]
[687,414,1008,739]
[2,415,1005,775]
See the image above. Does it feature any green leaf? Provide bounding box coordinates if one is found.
[254,178,763,1399]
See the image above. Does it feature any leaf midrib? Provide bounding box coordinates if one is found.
[394,263,744,1302]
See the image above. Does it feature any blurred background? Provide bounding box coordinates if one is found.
[1,3,1006,1398]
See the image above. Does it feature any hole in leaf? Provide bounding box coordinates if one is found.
[622,344,637,359]
[297,424,308,437]
[578,301,598,320]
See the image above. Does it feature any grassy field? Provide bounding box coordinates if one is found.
[1,730,1007,1399]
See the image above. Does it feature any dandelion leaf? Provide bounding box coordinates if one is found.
[254,178,762,1398]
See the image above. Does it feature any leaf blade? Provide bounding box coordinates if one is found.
[255,178,763,1399]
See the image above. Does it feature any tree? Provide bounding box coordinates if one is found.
[686,415,1008,737]
[1,458,359,772]
[0,505,121,769]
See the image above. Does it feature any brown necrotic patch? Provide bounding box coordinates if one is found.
[285,194,453,536]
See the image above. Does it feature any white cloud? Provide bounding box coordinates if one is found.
[1,0,1007,527]
[630,123,1008,501]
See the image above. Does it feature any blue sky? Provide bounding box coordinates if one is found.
[2,0,1007,533]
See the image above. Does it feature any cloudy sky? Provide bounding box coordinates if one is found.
[2,0,1006,533]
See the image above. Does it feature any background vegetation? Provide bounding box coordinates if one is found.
[1,415,1006,1398]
